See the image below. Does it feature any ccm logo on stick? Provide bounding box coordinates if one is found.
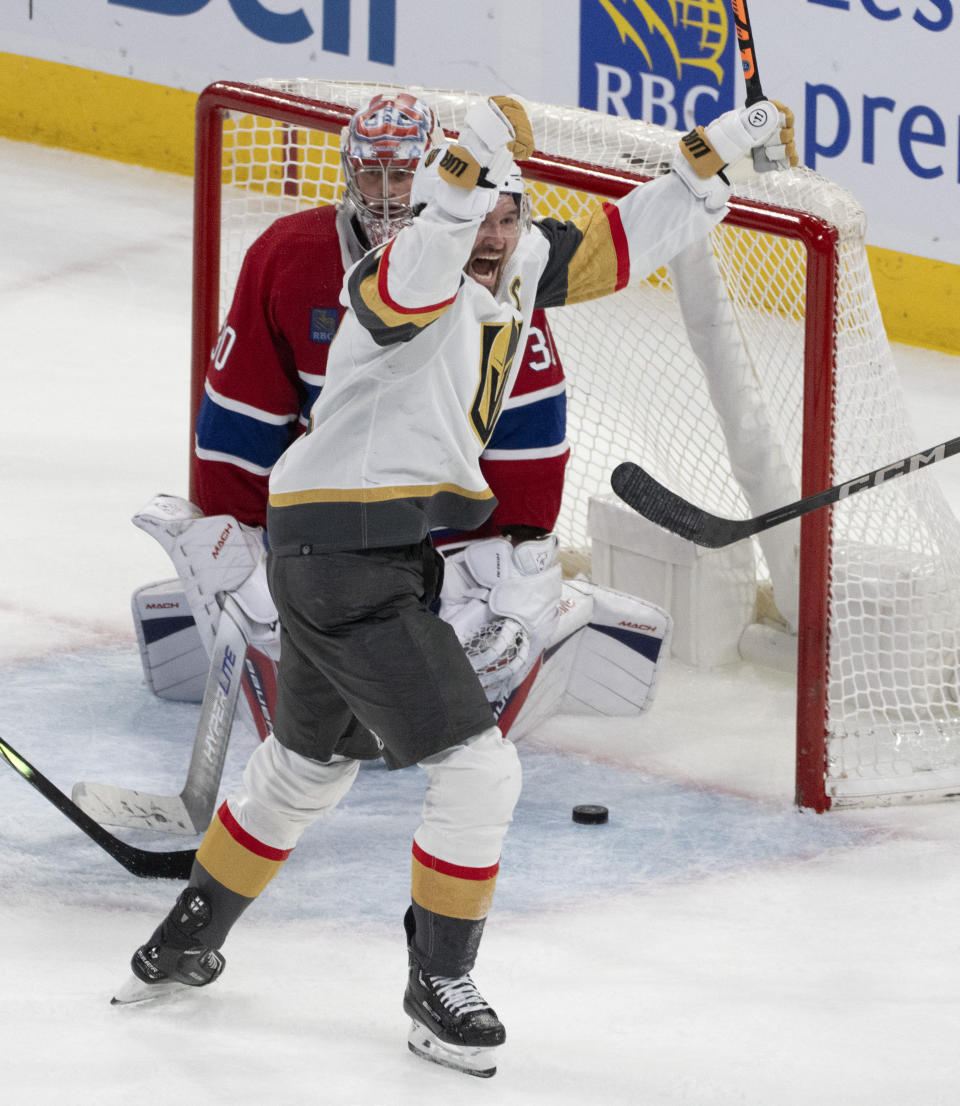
[838,443,946,498]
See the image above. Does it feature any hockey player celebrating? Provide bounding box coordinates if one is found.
[128,88,670,771]
[97,89,677,844]
[114,93,797,1078]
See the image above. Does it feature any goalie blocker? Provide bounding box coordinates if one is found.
[130,495,280,742]
[73,496,284,836]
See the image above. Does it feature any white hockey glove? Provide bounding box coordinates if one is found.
[749,100,798,172]
[674,100,797,208]
[411,95,533,222]
[132,494,279,659]
[439,535,562,712]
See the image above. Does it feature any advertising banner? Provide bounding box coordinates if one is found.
[3,0,958,263]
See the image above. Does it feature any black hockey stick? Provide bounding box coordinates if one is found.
[731,0,765,105]
[611,436,960,548]
[0,737,195,880]
[730,0,784,174]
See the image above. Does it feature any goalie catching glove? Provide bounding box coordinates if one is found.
[439,535,562,714]
[674,100,797,208]
[412,95,534,222]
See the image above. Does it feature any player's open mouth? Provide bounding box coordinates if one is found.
[466,254,502,289]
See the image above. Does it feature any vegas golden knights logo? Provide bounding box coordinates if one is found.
[471,319,522,443]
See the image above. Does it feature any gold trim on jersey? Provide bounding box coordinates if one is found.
[354,239,457,333]
[564,203,629,303]
[269,481,495,508]
[357,269,453,330]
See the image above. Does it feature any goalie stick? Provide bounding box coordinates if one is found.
[611,435,960,549]
[0,737,194,880]
[72,594,252,835]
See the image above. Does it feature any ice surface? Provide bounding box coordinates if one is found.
[3,138,960,1105]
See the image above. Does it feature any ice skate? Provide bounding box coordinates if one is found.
[404,961,505,1078]
[111,887,225,1006]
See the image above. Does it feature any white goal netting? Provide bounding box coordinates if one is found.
[195,79,960,809]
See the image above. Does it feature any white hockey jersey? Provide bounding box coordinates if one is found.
[267,167,726,554]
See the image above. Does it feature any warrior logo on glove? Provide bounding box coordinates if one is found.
[678,98,798,183]
[746,105,771,130]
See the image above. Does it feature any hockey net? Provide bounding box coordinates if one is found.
[191,79,960,811]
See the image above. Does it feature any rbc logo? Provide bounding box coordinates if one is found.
[579,0,737,129]
[309,307,339,344]
[108,0,397,63]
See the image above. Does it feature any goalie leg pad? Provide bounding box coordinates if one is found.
[131,580,207,703]
[559,581,672,716]
[506,580,672,739]
[499,579,595,738]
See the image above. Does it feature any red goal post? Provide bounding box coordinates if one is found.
[190,80,960,812]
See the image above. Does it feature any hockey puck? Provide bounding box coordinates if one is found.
[572,804,609,824]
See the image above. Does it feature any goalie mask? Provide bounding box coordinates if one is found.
[341,92,441,248]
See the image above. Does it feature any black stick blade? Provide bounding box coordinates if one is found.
[0,737,195,880]
[610,462,748,548]
[612,436,960,550]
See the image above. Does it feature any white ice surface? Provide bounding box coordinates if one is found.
[3,138,960,1105]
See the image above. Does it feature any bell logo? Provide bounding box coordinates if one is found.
[107,0,397,64]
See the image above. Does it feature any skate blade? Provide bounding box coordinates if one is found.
[111,973,191,1006]
[407,1020,498,1078]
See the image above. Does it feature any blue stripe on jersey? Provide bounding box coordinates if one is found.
[195,395,297,470]
[486,391,567,451]
[299,380,323,418]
